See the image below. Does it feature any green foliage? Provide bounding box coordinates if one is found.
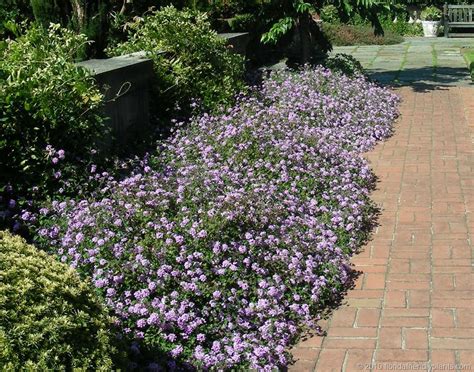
[30,0,69,27]
[260,0,312,45]
[421,6,442,21]
[0,23,106,224]
[204,0,262,18]
[228,13,257,32]
[0,230,117,370]
[69,0,111,58]
[334,4,423,37]
[462,48,474,81]
[261,16,295,44]
[324,53,364,76]
[108,6,245,114]
[323,23,404,46]
[380,17,423,36]
[29,0,110,58]
[320,5,340,24]
[389,0,466,6]
[0,0,32,38]
[260,0,382,47]
[389,21,422,36]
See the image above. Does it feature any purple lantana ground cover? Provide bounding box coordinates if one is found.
[31,67,399,370]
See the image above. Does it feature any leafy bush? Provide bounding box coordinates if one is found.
[30,0,69,27]
[0,0,31,38]
[0,230,117,370]
[462,48,474,81]
[31,67,399,370]
[324,53,364,77]
[381,19,423,37]
[228,13,257,32]
[108,6,245,114]
[323,23,404,46]
[332,6,422,37]
[374,5,423,37]
[421,6,442,21]
[320,4,340,24]
[205,0,261,18]
[0,23,106,230]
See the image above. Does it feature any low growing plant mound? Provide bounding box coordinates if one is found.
[0,231,117,370]
[32,67,399,370]
[323,53,365,77]
[323,23,404,46]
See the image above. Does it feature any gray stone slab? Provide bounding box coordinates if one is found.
[332,46,358,52]
[332,37,474,86]
[77,53,154,146]
[404,63,434,68]
[77,51,152,74]
[218,32,250,55]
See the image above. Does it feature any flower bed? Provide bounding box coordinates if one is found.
[31,66,399,370]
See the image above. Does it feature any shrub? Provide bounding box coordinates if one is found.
[320,4,340,24]
[0,0,31,38]
[324,53,364,77]
[323,23,404,46]
[382,19,423,37]
[228,13,257,32]
[0,23,106,230]
[30,0,69,27]
[205,0,261,18]
[0,230,117,370]
[31,67,399,370]
[375,6,423,37]
[421,6,442,21]
[108,6,245,114]
[462,48,474,81]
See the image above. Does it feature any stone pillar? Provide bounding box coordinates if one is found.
[218,32,250,56]
[76,52,154,146]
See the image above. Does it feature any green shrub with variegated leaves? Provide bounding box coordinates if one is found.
[107,6,245,115]
[0,23,107,230]
[0,230,121,370]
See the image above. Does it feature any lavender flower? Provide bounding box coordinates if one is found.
[32,66,399,370]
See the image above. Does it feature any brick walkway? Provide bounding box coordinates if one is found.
[289,86,474,371]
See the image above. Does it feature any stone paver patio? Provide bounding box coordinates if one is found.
[290,38,473,371]
[331,37,473,87]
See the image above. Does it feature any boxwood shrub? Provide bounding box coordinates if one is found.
[0,230,118,370]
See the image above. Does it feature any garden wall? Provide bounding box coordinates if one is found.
[219,32,250,55]
[76,52,154,146]
[77,33,248,145]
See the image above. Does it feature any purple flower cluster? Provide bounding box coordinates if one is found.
[45,145,66,165]
[34,67,399,370]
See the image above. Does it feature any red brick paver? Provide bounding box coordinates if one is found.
[290,87,474,372]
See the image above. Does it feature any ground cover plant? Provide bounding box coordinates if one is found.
[30,66,399,369]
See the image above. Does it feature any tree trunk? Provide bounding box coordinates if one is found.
[70,0,86,30]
